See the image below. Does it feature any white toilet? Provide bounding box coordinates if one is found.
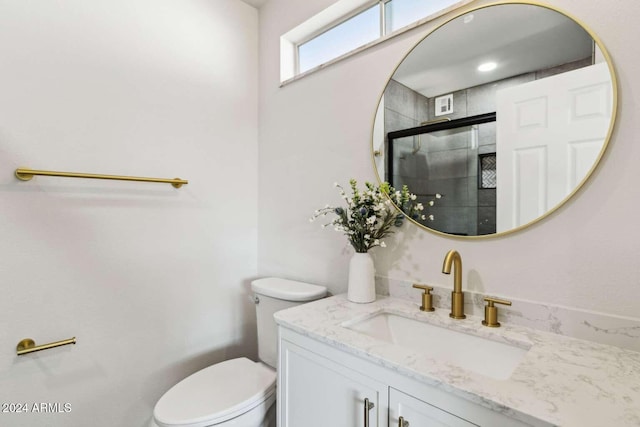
[151,277,327,427]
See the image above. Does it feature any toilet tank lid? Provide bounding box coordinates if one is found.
[251,277,326,302]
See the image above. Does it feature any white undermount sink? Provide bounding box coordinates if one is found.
[344,312,529,380]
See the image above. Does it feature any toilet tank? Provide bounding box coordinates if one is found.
[251,278,326,368]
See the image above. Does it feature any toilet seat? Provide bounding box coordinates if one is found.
[153,357,276,427]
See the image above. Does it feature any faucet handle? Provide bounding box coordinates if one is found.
[482,297,512,327]
[412,284,434,312]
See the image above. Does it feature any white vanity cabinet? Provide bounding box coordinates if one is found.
[278,327,543,427]
[278,337,386,427]
[390,388,478,427]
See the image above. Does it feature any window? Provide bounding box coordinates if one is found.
[385,0,465,32]
[298,5,380,74]
[281,0,472,83]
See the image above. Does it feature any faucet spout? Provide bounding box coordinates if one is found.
[442,250,465,319]
[442,250,462,293]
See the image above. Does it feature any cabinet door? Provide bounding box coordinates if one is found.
[390,388,478,427]
[279,339,386,427]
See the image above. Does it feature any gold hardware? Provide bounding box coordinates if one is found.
[15,168,188,188]
[398,416,409,427]
[482,297,512,328]
[16,337,76,356]
[373,150,382,157]
[442,250,465,319]
[412,284,434,312]
[364,398,374,427]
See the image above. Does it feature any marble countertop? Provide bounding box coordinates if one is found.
[274,295,640,427]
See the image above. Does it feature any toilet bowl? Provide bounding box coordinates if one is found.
[151,278,326,427]
[151,358,276,427]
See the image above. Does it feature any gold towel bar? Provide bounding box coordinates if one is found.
[16,337,76,356]
[15,168,188,188]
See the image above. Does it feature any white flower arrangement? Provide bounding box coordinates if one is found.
[311,179,438,253]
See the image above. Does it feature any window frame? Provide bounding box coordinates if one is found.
[281,0,474,85]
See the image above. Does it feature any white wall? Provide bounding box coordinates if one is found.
[258,0,640,318]
[0,1,258,426]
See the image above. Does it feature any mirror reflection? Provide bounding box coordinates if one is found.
[373,3,615,237]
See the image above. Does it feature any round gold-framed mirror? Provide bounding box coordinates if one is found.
[372,1,617,238]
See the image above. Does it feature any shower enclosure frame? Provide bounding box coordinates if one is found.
[385,111,496,184]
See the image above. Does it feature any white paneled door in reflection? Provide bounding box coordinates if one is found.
[496,62,612,231]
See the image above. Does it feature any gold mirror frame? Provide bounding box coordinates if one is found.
[371,0,618,239]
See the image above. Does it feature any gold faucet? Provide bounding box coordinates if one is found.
[442,250,465,319]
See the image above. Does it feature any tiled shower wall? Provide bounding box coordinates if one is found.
[384,79,495,235]
[383,79,430,184]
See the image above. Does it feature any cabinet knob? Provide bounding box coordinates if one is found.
[482,296,512,327]
[412,284,434,312]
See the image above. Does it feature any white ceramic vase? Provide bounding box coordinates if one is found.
[347,252,376,303]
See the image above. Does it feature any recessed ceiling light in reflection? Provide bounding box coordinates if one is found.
[478,62,497,72]
[463,14,474,24]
